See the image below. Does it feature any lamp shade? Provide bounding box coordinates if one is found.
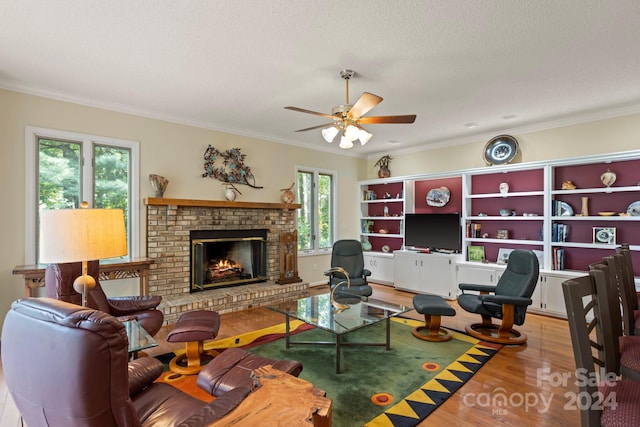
[338,135,354,149]
[359,129,373,145]
[321,126,339,143]
[39,208,128,263]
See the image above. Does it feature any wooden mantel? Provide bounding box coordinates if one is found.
[144,197,301,210]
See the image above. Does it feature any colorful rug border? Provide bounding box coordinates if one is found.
[367,317,502,427]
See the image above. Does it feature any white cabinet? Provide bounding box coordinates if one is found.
[456,262,504,287]
[363,252,394,285]
[393,251,461,299]
[457,262,574,317]
[530,271,581,318]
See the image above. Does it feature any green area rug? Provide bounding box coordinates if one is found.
[240,318,499,426]
[157,318,500,427]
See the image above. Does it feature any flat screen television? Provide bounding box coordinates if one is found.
[404,213,462,252]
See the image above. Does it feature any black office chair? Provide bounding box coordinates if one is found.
[326,239,372,297]
[458,249,539,345]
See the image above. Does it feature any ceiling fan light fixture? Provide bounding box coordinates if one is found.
[285,69,415,150]
[322,126,339,143]
[339,135,354,149]
[359,129,373,145]
[344,124,361,141]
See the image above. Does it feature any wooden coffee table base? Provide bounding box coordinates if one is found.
[209,365,332,427]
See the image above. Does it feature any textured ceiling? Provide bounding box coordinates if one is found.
[2,0,640,157]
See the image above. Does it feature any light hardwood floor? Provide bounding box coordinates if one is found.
[0,283,580,426]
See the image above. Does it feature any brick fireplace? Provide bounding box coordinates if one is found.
[144,198,308,324]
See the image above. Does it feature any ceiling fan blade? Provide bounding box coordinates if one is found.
[285,106,336,120]
[294,123,337,132]
[357,114,417,124]
[347,92,383,119]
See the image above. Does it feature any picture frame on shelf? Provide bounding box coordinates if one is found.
[593,227,616,244]
[497,248,514,264]
[468,245,485,262]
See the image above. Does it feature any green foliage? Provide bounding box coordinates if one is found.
[296,170,334,251]
[38,139,81,209]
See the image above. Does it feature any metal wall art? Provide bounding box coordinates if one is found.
[202,146,263,189]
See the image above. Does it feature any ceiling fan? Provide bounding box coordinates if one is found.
[284,69,417,149]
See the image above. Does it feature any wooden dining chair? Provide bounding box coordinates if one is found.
[562,271,640,426]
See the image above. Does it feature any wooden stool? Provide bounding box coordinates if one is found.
[166,310,220,375]
[412,294,456,342]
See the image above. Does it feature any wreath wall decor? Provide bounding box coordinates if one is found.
[201,146,263,189]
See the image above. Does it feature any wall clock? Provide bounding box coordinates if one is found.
[483,135,519,165]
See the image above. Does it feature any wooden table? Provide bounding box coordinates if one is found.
[209,365,332,427]
[12,257,154,297]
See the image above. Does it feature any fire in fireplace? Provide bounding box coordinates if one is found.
[190,229,268,292]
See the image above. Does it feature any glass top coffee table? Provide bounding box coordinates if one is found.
[268,292,410,373]
[123,319,158,359]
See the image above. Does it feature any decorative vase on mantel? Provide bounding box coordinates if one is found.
[224,183,241,201]
[149,174,168,198]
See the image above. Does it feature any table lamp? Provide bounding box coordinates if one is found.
[39,207,128,306]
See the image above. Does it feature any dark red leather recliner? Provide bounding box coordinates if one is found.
[1,298,250,427]
[45,260,164,336]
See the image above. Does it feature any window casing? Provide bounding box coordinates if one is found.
[296,167,336,254]
[25,127,139,264]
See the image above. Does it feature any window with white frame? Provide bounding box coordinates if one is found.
[25,127,139,264]
[296,167,336,254]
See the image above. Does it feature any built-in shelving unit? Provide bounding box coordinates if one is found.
[358,179,413,254]
[462,166,546,267]
[358,149,640,318]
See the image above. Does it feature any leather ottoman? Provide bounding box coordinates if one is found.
[412,294,456,342]
[166,310,220,375]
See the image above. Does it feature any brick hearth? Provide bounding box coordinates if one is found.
[144,198,308,324]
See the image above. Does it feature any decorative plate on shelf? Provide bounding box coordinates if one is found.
[483,135,519,165]
[559,201,574,216]
[426,186,450,207]
[627,201,640,216]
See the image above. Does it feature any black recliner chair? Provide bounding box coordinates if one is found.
[458,249,539,345]
[326,239,372,297]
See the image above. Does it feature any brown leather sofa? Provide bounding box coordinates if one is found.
[198,347,303,397]
[1,298,250,427]
[45,260,164,336]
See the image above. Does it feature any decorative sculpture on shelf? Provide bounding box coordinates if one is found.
[202,146,263,189]
[325,266,351,312]
[149,174,168,198]
[426,187,450,207]
[374,155,392,178]
[600,169,616,187]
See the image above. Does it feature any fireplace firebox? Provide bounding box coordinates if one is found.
[190,229,268,292]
